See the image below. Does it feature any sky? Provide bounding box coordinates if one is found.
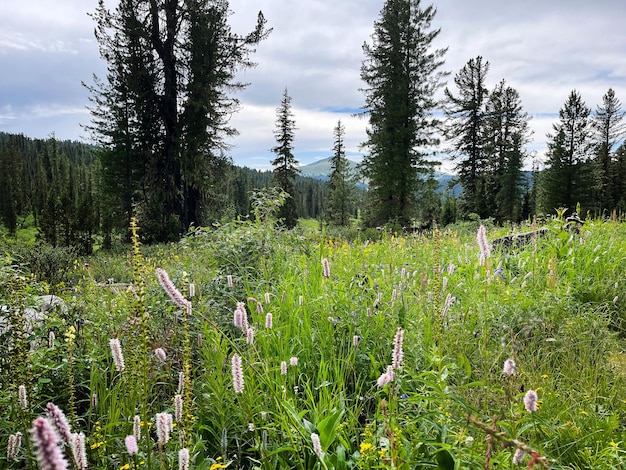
[1,0,626,172]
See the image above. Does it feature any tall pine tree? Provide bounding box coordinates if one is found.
[592,88,625,212]
[86,0,269,242]
[271,88,299,228]
[326,120,356,226]
[539,90,594,214]
[359,0,447,227]
[444,56,490,217]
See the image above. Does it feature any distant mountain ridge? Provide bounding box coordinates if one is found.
[298,157,458,193]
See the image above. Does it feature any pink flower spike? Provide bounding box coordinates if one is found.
[71,433,87,470]
[524,389,538,412]
[179,447,190,470]
[392,328,404,370]
[503,358,516,376]
[156,268,190,309]
[265,312,273,329]
[125,435,138,455]
[46,403,73,444]
[289,356,298,366]
[322,258,330,278]
[280,361,287,375]
[31,417,69,470]
[311,432,323,459]
[109,338,125,372]
[154,348,167,363]
[232,354,244,394]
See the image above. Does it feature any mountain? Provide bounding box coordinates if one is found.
[299,157,459,194]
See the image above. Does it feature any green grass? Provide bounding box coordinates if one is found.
[2,217,626,469]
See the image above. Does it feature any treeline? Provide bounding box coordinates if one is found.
[0,132,331,251]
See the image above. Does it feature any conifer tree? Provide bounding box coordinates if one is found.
[326,120,356,226]
[360,0,447,227]
[444,56,490,217]
[271,88,299,228]
[86,0,269,241]
[592,88,625,212]
[539,90,594,214]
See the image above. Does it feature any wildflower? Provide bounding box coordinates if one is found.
[281,361,287,375]
[179,448,190,470]
[7,432,22,460]
[322,258,330,278]
[49,331,55,348]
[189,283,195,298]
[311,432,324,459]
[377,365,394,388]
[353,335,360,347]
[360,441,373,453]
[442,294,456,317]
[155,412,172,445]
[178,371,185,394]
[392,328,404,370]
[261,411,267,421]
[391,289,397,302]
[257,302,264,314]
[71,433,87,470]
[156,268,190,309]
[174,394,183,422]
[227,275,233,287]
[154,348,167,363]
[265,292,271,304]
[133,415,141,441]
[265,312,273,329]
[233,302,248,331]
[232,354,244,394]
[503,358,517,376]
[289,356,298,366]
[513,447,525,465]
[465,436,474,447]
[246,327,254,345]
[109,338,125,372]
[46,402,73,444]
[125,435,138,456]
[248,423,255,432]
[31,417,69,470]
[477,225,491,265]
[18,384,28,410]
[524,389,538,412]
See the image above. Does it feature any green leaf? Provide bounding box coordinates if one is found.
[435,449,455,470]
[317,407,344,450]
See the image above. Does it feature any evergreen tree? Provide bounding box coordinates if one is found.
[539,90,594,214]
[326,120,356,226]
[483,80,531,222]
[592,88,625,212]
[359,0,447,227]
[444,56,490,217]
[86,0,269,242]
[271,88,299,228]
[0,139,22,235]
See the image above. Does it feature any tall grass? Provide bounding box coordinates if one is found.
[2,215,626,469]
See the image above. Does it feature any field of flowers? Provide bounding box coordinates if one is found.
[2,213,626,469]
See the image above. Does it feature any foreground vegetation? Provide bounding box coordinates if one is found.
[2,212,626,469]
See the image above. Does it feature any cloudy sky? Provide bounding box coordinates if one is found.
[1,1,625,171]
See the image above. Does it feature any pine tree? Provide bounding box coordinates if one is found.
[444,56,490,217]
[539,90,594,214]
[86,0,269,241]
[360,0,447,227]
[483,80,531,222]
[326,120,356,226]
[271,88,299,228]
[592,88,625,212]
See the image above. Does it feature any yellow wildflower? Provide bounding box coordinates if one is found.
[360,442,374,453]
[120,465,130,470]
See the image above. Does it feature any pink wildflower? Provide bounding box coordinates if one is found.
[246,327,254,345]
[133,415,141,441]
[109,338,125,372]
[155,412,172,445]
[503,358,517,376]
[353,335,360,347]
[392,328,404,370]
[227,275,233,287]
[154,348,167,363]
[156,268,190,309]
[18,384,28,410]
[477,225,491,265]
[513,447,525,465]
[46,403,73,444]
[311,432,323,459]
[31,417,69,470]
[322,258,330,278]
[71,433,87,470]
[524,389,538,412]
[174,394,183,422]
[179,448,190,470]
[7,432,22,460]
[265,292,271,304]
[280,361,287,375]
[232,354,244,394]
[290,356,298,366]
[125,435,138,455]
[265,312,273,329]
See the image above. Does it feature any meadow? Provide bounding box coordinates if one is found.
[2,211,626,469]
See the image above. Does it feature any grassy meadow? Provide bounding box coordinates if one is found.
[2,213,626,469]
